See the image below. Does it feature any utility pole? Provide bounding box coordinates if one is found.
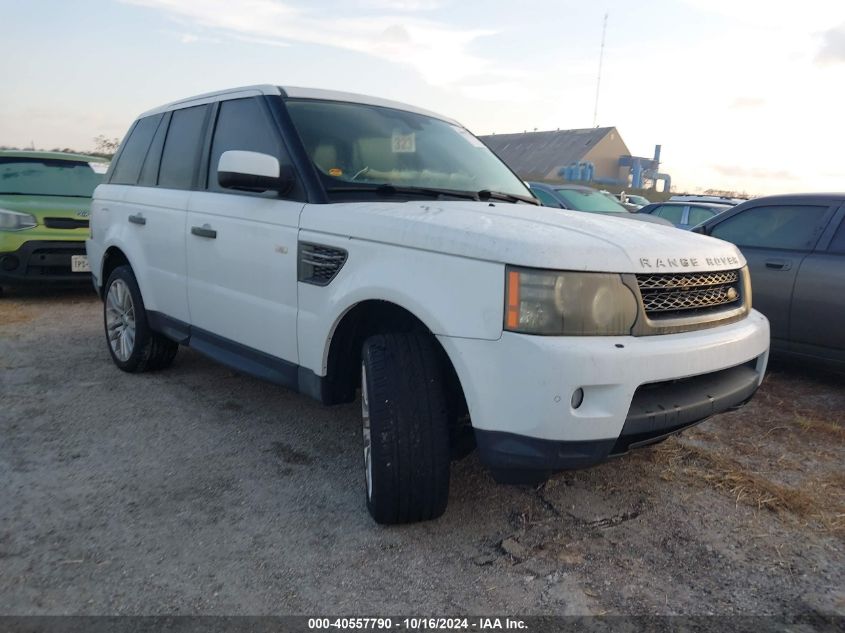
[593,13,608,128]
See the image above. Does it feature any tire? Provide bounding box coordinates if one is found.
[103,265,178,373]
[361,332,451,524]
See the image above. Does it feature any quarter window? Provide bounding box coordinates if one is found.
[110,114,162,185]
[158,105,210,190]
[828,217,845,254]
[711,205,829,251]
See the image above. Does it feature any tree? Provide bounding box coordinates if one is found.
[92,135,120,157]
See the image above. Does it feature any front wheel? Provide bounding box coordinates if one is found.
[103,265,178,372]
[361,332,451,524]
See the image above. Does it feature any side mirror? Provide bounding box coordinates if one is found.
[691,224,708,235]
[217,150,294,194]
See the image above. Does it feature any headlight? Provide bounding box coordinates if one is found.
[504,266,638,335]
[0,208,37,231]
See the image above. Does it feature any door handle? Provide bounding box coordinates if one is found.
[191,224,217,239]
[128,214,146,225]
[765,258,791,271]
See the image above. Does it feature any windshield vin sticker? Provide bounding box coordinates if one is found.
[391,131,416,153]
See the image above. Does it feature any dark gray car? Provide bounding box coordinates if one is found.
[694,193,845,366]
[528,182,674,227]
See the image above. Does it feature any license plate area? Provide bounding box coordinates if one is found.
[71,255,90,273]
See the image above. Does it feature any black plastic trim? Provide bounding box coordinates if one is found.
[0,240,89,285]
[145,311,327,402]
[476,360,762,474]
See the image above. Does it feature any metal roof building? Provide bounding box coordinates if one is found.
[479,127,632,183]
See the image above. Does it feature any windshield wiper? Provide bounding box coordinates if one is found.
[326,184,480,201]
[477,190,539,205]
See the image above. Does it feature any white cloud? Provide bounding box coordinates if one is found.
[121,0,496,86]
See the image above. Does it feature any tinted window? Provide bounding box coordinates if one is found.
[0,158,105,197]
[652,204,684,225]
[687,205,716,226]
[138,113,169,187]
[828,217,845,254]
[208,98,284,192]
[532,188,560,207]
[158,105,210,190]
[711,205,829,251]
[111,115,161,185]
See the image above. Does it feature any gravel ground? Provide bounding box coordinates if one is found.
[1,287,843,616]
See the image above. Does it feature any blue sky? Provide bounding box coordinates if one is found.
[2,0,844,194]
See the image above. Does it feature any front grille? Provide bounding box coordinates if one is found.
[44,217,89,230]
[298,242,348,286]
[636,269,742,319]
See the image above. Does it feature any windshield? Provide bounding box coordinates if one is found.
[285,99,532,200]
[555,188,629,213]
[0,157,106,197]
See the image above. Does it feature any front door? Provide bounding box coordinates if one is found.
[185,96,304,365]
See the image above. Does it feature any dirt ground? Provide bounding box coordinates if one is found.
[1,287,843,616]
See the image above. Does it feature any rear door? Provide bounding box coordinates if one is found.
[788,206,845,362]
[186,96,305,364]
[107,110,201,324]
[709,202,836,349]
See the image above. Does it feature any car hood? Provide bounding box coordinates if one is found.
[0,195,92,224]
[301,200,745,273]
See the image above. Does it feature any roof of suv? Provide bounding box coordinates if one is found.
[138,84,460,126]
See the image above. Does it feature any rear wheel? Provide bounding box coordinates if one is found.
[361,332,451,524]
[103,265,177,372]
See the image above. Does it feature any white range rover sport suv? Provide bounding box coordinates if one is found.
[87,85,770,524]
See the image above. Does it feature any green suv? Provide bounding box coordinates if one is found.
[0,150,108,291]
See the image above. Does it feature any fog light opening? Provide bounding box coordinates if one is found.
[1,255,20,272]
[571,387,584,409]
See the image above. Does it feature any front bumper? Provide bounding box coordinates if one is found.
[437,310,770,472]
[0,240,90,285]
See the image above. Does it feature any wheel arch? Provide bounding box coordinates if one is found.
[321,299,469,422]
[100,246,132,294]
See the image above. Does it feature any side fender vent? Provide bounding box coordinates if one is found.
[298,242,348,286]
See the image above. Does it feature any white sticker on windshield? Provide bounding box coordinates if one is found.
[391,131,416,153]
[89,162,109,174]
[453,126,486,148]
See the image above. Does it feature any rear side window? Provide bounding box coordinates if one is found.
[208,98,285,192]
[711,205,829,251]
[687,205,716,226]
[158,105,210,190]
[828,217,845,254]
[652,204,684,225]
[110,115,161,185]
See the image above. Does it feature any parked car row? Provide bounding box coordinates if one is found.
[527,182,673,226]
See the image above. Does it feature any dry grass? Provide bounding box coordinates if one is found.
[0,303,34,326]
[797,415,845,442]
[651,439,845,537]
